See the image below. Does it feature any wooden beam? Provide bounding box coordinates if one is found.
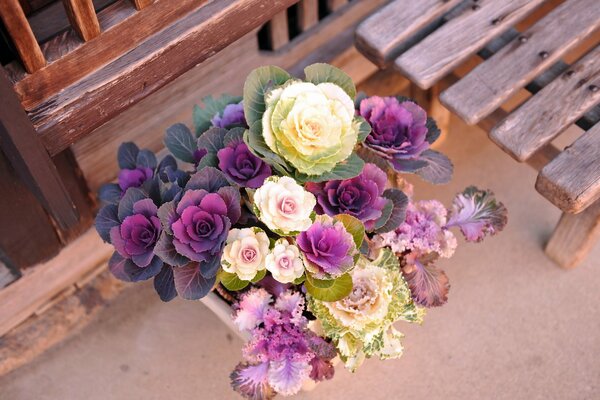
[29,0,299,156]
[536,123,600,214]
[131,0,153,10]
[61,0,101,41]
[0,0,45,73]
[269,10,290,50]
[545,200,600,268]
[298,0,318,32]
[0,228,112,338]
[355,0,463,67]
[441,0,600,125]
[327,0,347,12]
[395,0,546,89]
[0,68,78,228]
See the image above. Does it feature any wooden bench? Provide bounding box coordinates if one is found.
[356,0,600,268]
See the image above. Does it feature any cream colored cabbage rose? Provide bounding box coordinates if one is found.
[221,228,270,280]
[262,81,358,175]
[253,176,316,234]
[265,239,305,283]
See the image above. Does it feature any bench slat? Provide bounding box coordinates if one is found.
[489,45,600,162]
[441,0,600,125]
[395,0,546,89]
[355,0,463,67]
[536,123,600,213]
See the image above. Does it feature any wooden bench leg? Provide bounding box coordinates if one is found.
[545,200,600,268]
[409,83,451,145]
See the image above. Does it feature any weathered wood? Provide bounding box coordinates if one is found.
[0,228,113,338]
[0,261,18,289]
[61,0,101,41]
[73,0,385,193]
[0,68,78,228]
[327,0,347,12]
[31,0,299,156]
[395,0,546,89]
[441,0,600,125]
[545,200,600,268]
[298,0,318,31]
[0,269,126,376]
[536,123,600,214]
[0,0,45,73]
[14,0,207,110]
[489,45,600,162]
[355,0,463,67]
[268,10,290,50]
[131,0,153,10]
[0,152,63,270]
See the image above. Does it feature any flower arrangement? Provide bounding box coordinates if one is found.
[95,64,507,398]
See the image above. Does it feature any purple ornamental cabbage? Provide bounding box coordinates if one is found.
[359,96,430,170]
[211,101,247,129]
[296,216,357,279]
[445,186,508,242]
[305,163,388,231]
[95,188,163,283]
[118,167,153,192]
[154,167,241,300]
[217,139,271,188]
[231,289,336,399]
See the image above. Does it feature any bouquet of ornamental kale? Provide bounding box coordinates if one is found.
[95,64,507,399]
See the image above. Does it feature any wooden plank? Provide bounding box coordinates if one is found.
[489,46,600,162]
[298,0,318,31]
[30,0,299,156]
[545,199,600,268]
[327,0,347,12]
[61,0,101,41]
[14,0,207,110]
[0,151,64,270]
[395,0,545,89]
[441,0,600,125]
[131,0,153,10]
[355,0,463,67]
[0,228,112,338]
[536,123,600,213]
[0,0,45,73]
[269,10,290,50]
[0,68,78,228]
[72,0,386,193]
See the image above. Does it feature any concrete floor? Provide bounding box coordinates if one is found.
[1,116,599,400]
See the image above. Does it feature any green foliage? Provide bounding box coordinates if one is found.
[193,95,242,136]
[217,269,250,291]
[333,214,365,249]
[243,66,291,129]
[304,63,356,100]
[305,273,353,302]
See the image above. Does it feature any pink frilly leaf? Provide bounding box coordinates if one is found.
[230,362,275,400]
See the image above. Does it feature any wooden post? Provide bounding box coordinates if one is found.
[327,0,348,12]
[0,67,78,229]
[298,0,318,31]
[61,0,101,41]
[409,83,451,145]
[268,10,290,50]
[545,200,600,268]
[131,0,154,10]
[0,0,45,73]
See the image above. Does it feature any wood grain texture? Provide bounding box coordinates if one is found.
[0,228,112,338]
[268,10,290,50]
[72,0,385,192]
[545,199,600,268]
[298,0,318,31]
[327,0,348,12]
[14,0,207,110]
[0,68,78,228]
[395,0,545,89]
[132,0,153,10]
[0,0,45,73]
[536,123,600,213]
[355,0,463,67]
[489,45,600,162]
[61,0,101,41]
[441,0,600,125]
